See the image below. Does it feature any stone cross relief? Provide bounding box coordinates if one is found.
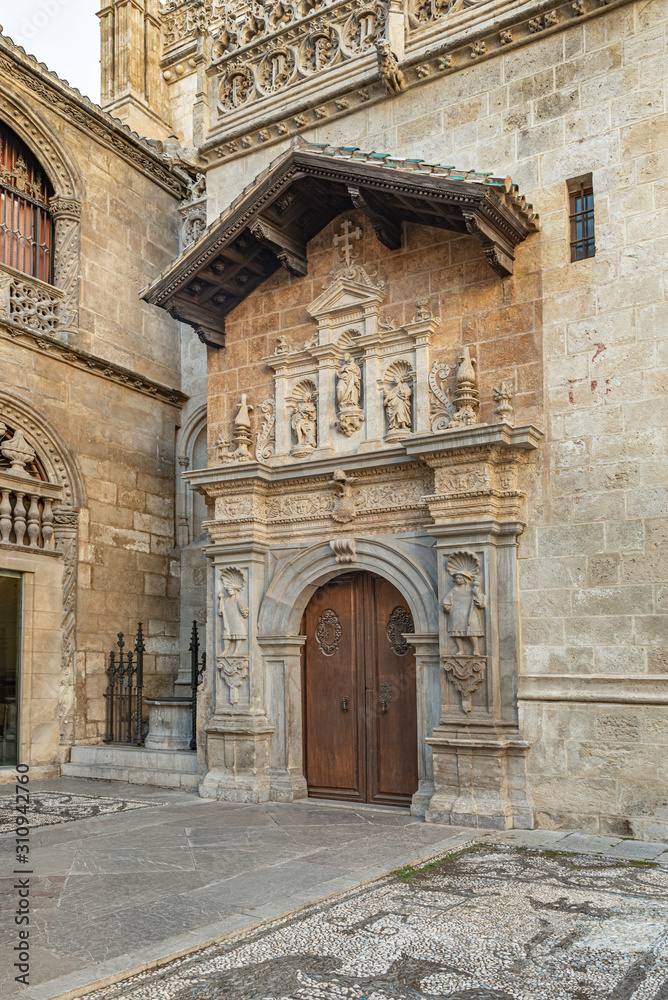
[333,219,362,266]
[217,567,249,704]
[442,550,487,713]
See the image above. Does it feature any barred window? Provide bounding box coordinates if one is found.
[0,125,53,283]
[569,180,595,262]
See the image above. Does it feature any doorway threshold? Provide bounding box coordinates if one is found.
[298,797,411,814]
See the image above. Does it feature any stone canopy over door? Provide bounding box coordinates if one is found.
[302,572,418,807]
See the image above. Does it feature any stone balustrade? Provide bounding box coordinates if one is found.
[0,263,63,337]
[0,471,63,549]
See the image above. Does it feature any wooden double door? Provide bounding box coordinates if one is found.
[302,572,418,807]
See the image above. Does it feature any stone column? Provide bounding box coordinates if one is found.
[200,539,275,802]
[259,635,309,802]
[409,633,440,817]
[49,197,82,337]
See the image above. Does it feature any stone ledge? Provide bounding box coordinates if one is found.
[519,674,668,705]
[62,744,199,790]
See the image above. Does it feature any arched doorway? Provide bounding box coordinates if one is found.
[302,571,418,807]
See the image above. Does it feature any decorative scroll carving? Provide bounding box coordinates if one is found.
[336,353,364,437]
[217,566,249,704]
[207,0,388,118]
[408,0,495,30]
[255,399,276,460]
[289,380,317,457]
[443,551,485,656]
[493,380,515,424]
[179,173,207,249]
[450,347,479,427]
[218,394,255,463]
[386,605,414,656]
[315,608,342,656]
[383,360,413,438]
[330,538,356,563]
[429,361,456,432]
[443,656,486,714]
[330,468,359,523]
[379,681,392,713]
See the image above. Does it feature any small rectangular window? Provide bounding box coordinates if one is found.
[569,181,595,261]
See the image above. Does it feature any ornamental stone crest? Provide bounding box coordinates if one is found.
[330,469,359,523]
[315,608,342,655]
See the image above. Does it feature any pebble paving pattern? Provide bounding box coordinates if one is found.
[0,790,162,832]
[79,844,668,1000]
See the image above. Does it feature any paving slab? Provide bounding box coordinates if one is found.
[1,777,476,1000]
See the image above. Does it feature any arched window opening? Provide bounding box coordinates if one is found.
[0,125,53,283]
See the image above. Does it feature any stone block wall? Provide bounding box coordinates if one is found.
[207,214,543,460]
[201,0,668,834]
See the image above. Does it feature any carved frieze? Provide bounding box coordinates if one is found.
[386,605,414,655]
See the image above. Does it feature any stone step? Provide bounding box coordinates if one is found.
[61,744,199,790]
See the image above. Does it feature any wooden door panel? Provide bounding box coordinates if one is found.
[368,577,418,806]
[303,576,364,801]
[303,572,418,807]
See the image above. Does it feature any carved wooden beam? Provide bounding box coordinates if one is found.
[248,216,308,276]
[347,185,402,251]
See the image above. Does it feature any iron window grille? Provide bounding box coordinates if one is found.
[0,126,53,284]
[569,183,595,262]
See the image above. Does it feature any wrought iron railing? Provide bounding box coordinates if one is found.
[189,620,206,750]
[103,621,206,748]
[103,624,144,745]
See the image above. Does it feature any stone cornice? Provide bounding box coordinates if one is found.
[199,0,634,168]
[0,34,188,198]
[0,324,187,408]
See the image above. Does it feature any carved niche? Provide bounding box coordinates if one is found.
[217,566,250,704]
[442,550,486,713]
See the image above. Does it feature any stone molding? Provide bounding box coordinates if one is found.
[519,674,668,706]
[196,0,633,165]
[0,323,188,408]
[0,36,187,198]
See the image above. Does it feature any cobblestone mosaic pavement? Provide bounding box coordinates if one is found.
[78,844,668,1000]
[0,790,162,833]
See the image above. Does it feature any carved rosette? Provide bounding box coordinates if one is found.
[442,656,487,713]
[315,608,342,655]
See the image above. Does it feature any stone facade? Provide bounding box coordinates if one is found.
[0,0,665,841]
[139,0,667,837]
[0,32,202,777]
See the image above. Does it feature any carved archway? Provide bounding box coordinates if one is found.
[257,536,439,811]
[176,403,207,546]
[0,87,82,334]
[0,389,84,750]
[258,536,438,636]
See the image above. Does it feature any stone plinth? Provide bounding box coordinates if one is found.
[144,697,193,751]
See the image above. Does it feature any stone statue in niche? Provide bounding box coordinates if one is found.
[217,567,250,705]
[336,353,364,436]
[290,380,317,456]
[383,362,413,438]
[441,550,487,713]
[443,551,485,655]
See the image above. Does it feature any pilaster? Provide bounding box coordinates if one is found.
[259,635,309,802]
[404,425,542,829]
